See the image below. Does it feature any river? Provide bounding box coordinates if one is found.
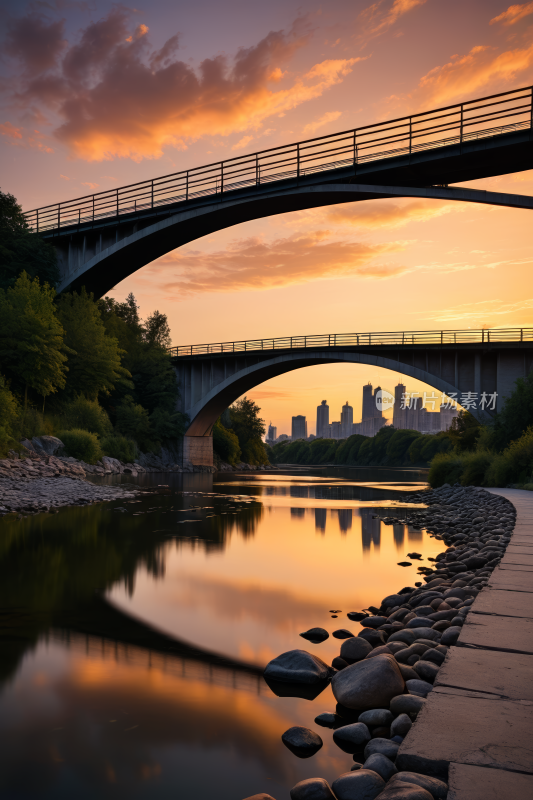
[0,467,438,800]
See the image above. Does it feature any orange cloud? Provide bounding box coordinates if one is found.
[0,122,52,152]
[326,199,463,229]
[142,231,408,297]
[422,297,533,324]
[303,110,342,136]
[0,121,22,140]
[358,0,427,39]
[490,2,533,26]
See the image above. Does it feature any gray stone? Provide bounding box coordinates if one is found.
[358,709,394,727]
[332,657,349,670]
[365,646,393,660]
[300,628,330,643]
[406,618,434,629]
[439,626,461,646]
[388,630,418,645]
[363,738,399,761]
[363,753,397,781]
[314,712,340,728]
[290,778,337,800]
[373,783,433,800]
[390,773,448,799]
[333,629,355,639]
[243,795,277,800]
[358,629,387,647]
[405,679,433,697]
[333,722,371,750]
[414,660,440,684]
[422,648,445,666]
[32,435,64,455]
[390,713,412,737]
[281,726,323,758]
[340,637,373,662]
[264,650,334,684]
[382,593,412,608]
[362,616,388,629]
[331,770,385,800]
[332,655,405,711]
[410,628,440,641]
[398,664,419,682]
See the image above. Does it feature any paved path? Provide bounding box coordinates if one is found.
[397,488,533,799]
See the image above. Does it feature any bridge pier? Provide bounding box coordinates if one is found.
[183,435,213,467]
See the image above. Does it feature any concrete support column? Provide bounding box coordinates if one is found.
[474,353,481,397]
[183,435,213,466]
[496,350,526,412]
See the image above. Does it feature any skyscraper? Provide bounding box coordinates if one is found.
[292,415,307,440]
[267,422,277,442]
[393,383,407,429]
[330,421,342,439]
[316,400,329,439]
[362,383,374,420]
[373,386,383,419]
[340,401,353,438]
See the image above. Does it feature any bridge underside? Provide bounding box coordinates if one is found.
[44,127,533,297]
[173,343,533,466]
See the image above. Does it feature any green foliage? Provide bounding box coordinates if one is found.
[408,432,452,463]
[489,371,533,451]
[114,396,156,453]
[58,429,102,464]
[61,397,112,437]
[228,397,269,465]
[100,434,137,464]
[460,451,493,486]
[144,310,171,348]
[212,419,241,465]
[0,189,59,290]
[428,452,466,487]
[150,407,187,441]
[129,345,179,414]
[385,430,421,465]
[56,289,131,401]
[0,272,68,405]
[446,410,481,453]
[0,375,20,456]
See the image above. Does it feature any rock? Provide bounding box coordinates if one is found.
[372,782,433,800]
[300,628,330,643]
[405,679,433,697]
[365,646,393,660]
[333,722,371,752]
[332,657,349,670]
[340,637,373,662]
[348,612,369,621]
[331,655,405,711]
[290,778,337,800]
[363,738,399,761]
[390,713,412,737]
[358,709,394,727]
[440,626,461,646]
[406,618,434,629]
[331,770,385,800]
[264,650,334,684]
[398,664,419,682]
[363,753,398,782]
[382,593,412,608]
[358,629,386,647]
[281,726,323,758]
[32,436,64,455]
[243,795,277,800]
[389,773,448,799]
[387,630,418,645]
[371,726,391,739]
[333,629,355,639]
[314,712,342,728]
[411,628,440,642]
[362,616,388,629]
[413,660,440,684]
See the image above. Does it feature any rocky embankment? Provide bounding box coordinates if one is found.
[251,483,515,800]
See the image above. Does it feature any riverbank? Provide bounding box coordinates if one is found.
[255,483,521,800]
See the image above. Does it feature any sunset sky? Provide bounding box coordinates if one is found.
[1,0,532,434]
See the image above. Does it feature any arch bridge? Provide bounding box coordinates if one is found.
[24,86,533,297]
[171,327,533,465]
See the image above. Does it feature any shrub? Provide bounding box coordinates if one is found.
[213,420,241,465]
[484,453,514,487]
[62,397,112,437]
[0,376,20,456]
[114,395,156,452]
[100,434,137,463]
[57,428,102,464]
[428,452,465,487]
[460,451,493,486]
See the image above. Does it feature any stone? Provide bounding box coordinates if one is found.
[439,626,461,646]
[362,616,388,629]
[331,770,385,800]
[358,629,387,647]
[410,628,440,641]
[348,612,370,621]
[388,630,418,645]
[358,709,394,727]
[363,753,398,781]
[373,783,433,800]
[398,664,419,682]
[314,712,342,728]
[331,655,405,711]
[340,637,373,662]
[281,726,323,758]
[243,795,277,800]
[333,722,371,751]
[290,778,337,800]
[382,593,412,608]
[405,679,433,697]
[365,646,393,660]
[333,629,355,639]
[264,650,334,684]
[414,660,440,684]
[332,657,349,670]
[390,773,448,799]
[406,618,434,629]
[363,738,399,761]
[390,713,412,737]
[300,628,330,643]
[447,763,533,800]
[32,435,64,455]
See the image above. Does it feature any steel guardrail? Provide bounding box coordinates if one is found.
[168,328,533,357]
[23,86,533,234]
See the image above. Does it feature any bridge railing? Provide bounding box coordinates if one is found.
[168,328,533,357]
[24,86,533,234]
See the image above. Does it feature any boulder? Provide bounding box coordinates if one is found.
[363,753,398,782]
[333,629,355,639]
[365,646,393,660]
[281,726,323,758]
[373,783,433,800]
[264,650,334,684]
[244,796,277,800]
[389,695,426,715]
[413,660,439,684]
[300,628,330,643]
[358,709,394,727]
[405,679,433,697]
[390,713,412,738]
[389,773,448,799]
[363,738,399,761]
[332,655,405,711]
[347,612,369,621]
[333,722,371,752]
[440,626,461,646]
[331,770,385,800]
[362,616,388,629]
[290,778,337,800]
[32,435,64,455]
[340,637,373,662]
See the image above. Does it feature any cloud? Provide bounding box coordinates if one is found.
[0,121,53,152]
[423,297,533,324]
[490,2,533,26]
[325,199,463,229]
[232,135,254,151]
[141,231,408,297]
[0,121,22,140]
[6,10,362,162]
[81,182,99,189]
[303,110,342,136]
[5,14,67,74]
[358,0,427,39]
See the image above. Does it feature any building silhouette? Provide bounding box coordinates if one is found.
[315,508,327,533]
[352,382,387,437]
[330,421,342,439]
[341,402,354,439]
[267,422,277,442]
[316,400,330,439]
[291,415,307,440]
[362,383,374,420]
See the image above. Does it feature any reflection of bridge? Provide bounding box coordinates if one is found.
[25,87,533,296]
[172,328,533,465]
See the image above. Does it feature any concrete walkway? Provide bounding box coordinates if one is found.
[397,488,533,799]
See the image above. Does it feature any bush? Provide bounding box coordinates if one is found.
[101,434,137,463]
[62,397,112,437]
[0,376,20,456]
[460,451,493,486]
[428,453,465,487]
[114,395,156,452]
[484,453,514,487]
[213,420,241,465]
[58,428,102,464]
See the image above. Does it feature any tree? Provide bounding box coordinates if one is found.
[56,289,132,400]
[144,310,171,349]
[114,396,156,452]
[130,346,179,414]
[489,371,533,451]
[0,375,20,456]
[447,410,481,452]
[213,419,241,465]
[0,189,59,289]
[0,272,68,408]
[228,397,269,465]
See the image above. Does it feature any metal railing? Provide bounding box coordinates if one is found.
[168,328,533,358]
[24,86,533,234]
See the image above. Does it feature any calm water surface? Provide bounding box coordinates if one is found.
[0,469,439,800]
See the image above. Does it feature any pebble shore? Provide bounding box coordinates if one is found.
[253,483,516,800]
